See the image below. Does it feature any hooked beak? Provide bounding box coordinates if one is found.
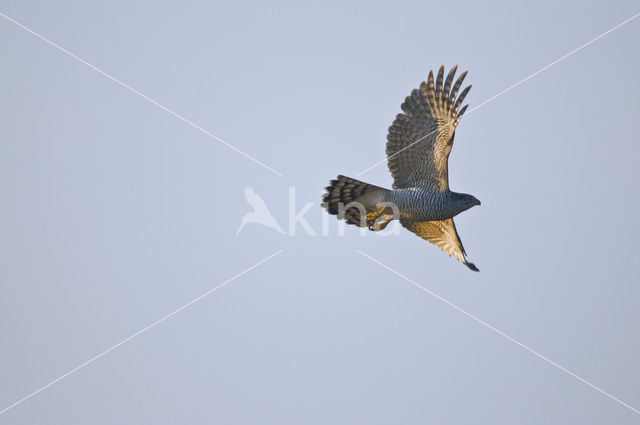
[475,199,481,206]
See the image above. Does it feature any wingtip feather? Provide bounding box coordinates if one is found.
[443,66,457,103]
[454,85,472,111]
[465,261,480,272]
[435,66,444,98]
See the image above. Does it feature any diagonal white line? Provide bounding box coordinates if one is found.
[357,250,640,416]
[357,11,640,177]
[0,250,283,416]
[357,124,446,177]
[0,11,283,177]
[466,11,640,114]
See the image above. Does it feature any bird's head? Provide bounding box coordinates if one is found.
[453,192,481,214]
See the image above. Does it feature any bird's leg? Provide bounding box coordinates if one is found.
[367,205,393,231]
[365,205,384,222]
[371,215,393,231]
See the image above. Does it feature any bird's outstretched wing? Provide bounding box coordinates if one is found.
[401,218,478,271]
[386,65,471,190]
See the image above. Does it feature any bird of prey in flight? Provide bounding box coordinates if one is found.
[322,65,480,271]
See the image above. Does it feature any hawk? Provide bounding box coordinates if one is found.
[322,65,480,271]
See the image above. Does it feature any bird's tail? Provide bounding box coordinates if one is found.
[322,175,392,230]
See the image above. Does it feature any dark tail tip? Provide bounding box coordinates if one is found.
[465,262,479,272]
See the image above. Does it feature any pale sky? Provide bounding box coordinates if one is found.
[1,1,640,424]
